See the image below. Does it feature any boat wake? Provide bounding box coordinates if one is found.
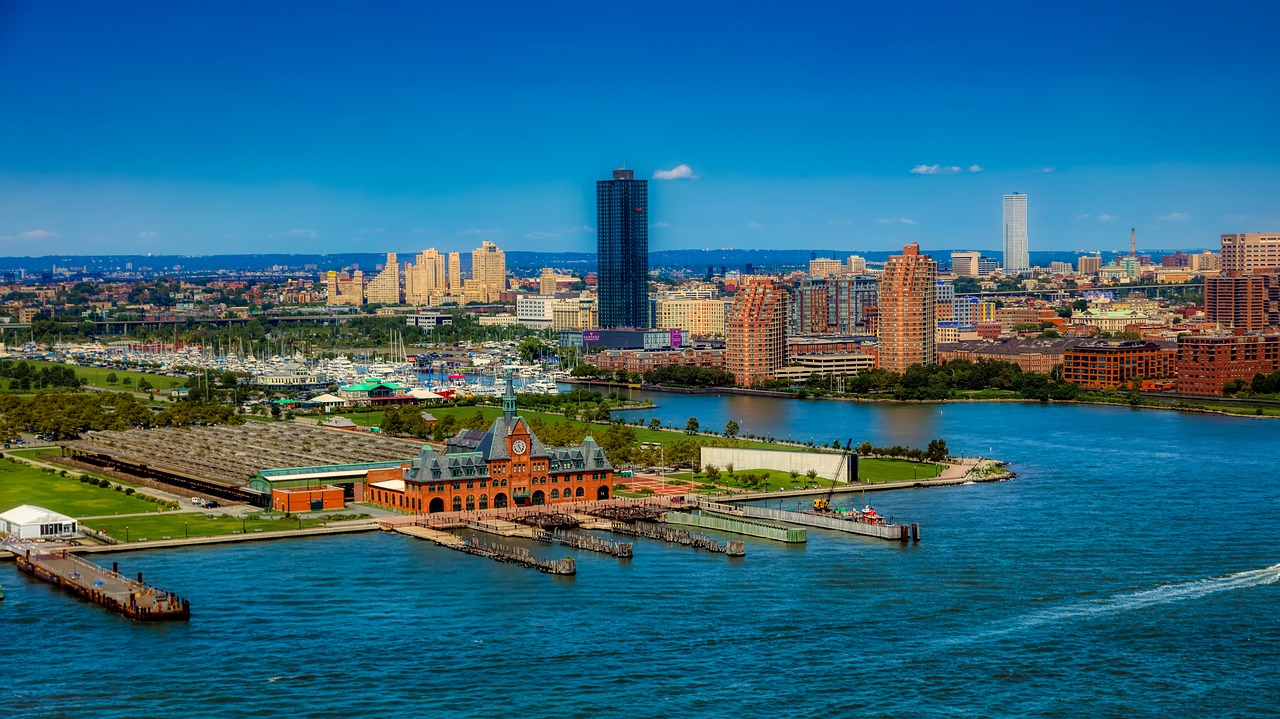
[960,563,1280,645]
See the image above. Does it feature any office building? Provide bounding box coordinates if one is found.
[1062,340,1176,389]
[551,296,599,332]
[1003,193,1029,273]
[540,268,557,295]
[324,270,365,306]
[790,278,830,334]
[654,298,731,337]
[405,249,447,305]
[363,253,401,305]
[596,168,649,328]
[1221,233,1280,274]
[846,255,867,274]
[808,257,846,278]
[471,241,507,298]
[726,278,789,387]
[951,251,980,278]
[447,252,462,290]
[978,256,1001,276]
[878,243,937,373]
[1077,254,1102,275]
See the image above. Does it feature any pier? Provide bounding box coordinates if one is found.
[608,520,746,557]
[7,543,190,621]
[697,499,920,542]
[664,510,807,543]
[390,524,576,575]
[532,528,633,558]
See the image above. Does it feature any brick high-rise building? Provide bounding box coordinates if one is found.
[1176,334,1280,396]
[878,243,937,373]
[1077,254,1102,275]
[1062,340,1177,389]
[790,278,829,334]
[726,278,789,387]
[1221,233,1280,274]
[1205,274,1280,331]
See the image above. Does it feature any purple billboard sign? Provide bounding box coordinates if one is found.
[583,331,601,344]
[669,328,683,347]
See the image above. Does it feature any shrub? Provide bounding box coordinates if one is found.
[124,488,135,495]
[113,484,123,492]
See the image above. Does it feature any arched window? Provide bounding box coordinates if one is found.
[550,489,560,499]
[479,494,488,510]
[465,495,476,511]
[575,486,584,497]
[494,493,508,509]
[452,496,462,512]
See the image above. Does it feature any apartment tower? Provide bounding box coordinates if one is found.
[596,168,649,328]
[364,253,402,305]
[879,243,937,372]
[471,241,507,298]
[726,278,789,387]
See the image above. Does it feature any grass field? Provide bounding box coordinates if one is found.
[0,459,159,517]
[83,513,327,542]
[24,359,185,392]
[666,457,940,489]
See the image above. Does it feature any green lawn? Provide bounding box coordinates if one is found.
[83,513,327,542]
[24,359,185,392]
[859,457,941,482]
[0,459,159,517]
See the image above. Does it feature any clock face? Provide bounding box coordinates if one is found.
[512,439,527,455]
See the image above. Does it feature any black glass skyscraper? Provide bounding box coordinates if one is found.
[596,168,649,328]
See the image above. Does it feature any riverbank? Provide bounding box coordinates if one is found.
[0,522,380,561]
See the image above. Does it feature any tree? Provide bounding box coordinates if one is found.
[685,417,699,434]
[925,438,948,462]
[805,469,818,482]
[724,419,740,438]
[106,372,118,384]
[856,441,873,456]
[703,464,720,480]
[137,377,153,392]
[648,417,661,430]
[122,377,133,386]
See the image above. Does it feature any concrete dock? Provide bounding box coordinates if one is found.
[697,499,919,542]
[6,542,190,621]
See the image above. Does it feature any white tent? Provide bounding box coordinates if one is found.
[407,388,444,401]
[309,393,350,411]
[0,504,78,540]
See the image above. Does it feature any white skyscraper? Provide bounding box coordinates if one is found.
[1003,193,1029,273]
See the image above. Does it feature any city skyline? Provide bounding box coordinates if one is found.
[2,2,1278,255]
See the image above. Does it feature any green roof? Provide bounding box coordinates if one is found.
[341,379,406,391]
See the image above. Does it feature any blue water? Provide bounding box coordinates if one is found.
[3,398,1279,718]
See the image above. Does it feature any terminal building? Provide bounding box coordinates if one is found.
[363,374,614,513]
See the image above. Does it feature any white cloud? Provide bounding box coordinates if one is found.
[1157,212,1191,222]
[20,229,58,240]
[1034,167,1056,173]
[746,221,763,229]
[651,221,671,228]
[899,218,919,225]
[139,231,158,240]
[875,218,917,225]
[910,164,983,175]
[1096,214,1118,222]
[289,228,318,239]
[653,164,698,180]
[1075,214,1091,221]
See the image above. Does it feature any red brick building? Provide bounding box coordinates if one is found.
[363,375,614,512]
[1175,334,1280,396]
[1062,340,1176,389]
[592,347,725,373]
[726,278,789,386]
[1204,274,1280,331]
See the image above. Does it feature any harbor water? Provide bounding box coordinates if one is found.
[3,398,1279,718]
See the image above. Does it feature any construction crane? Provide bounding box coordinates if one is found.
[812,439,853,512]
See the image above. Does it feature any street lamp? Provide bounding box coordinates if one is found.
[184,522,188,539]
[125,526,129,543]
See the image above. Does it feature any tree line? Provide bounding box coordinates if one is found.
[0,391,242,441]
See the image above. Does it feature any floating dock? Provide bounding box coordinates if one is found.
[698,500,920,542]
[665,510,807,543]
[8,544,190,621]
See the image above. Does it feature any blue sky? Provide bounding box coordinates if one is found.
[1,0,1277,257]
